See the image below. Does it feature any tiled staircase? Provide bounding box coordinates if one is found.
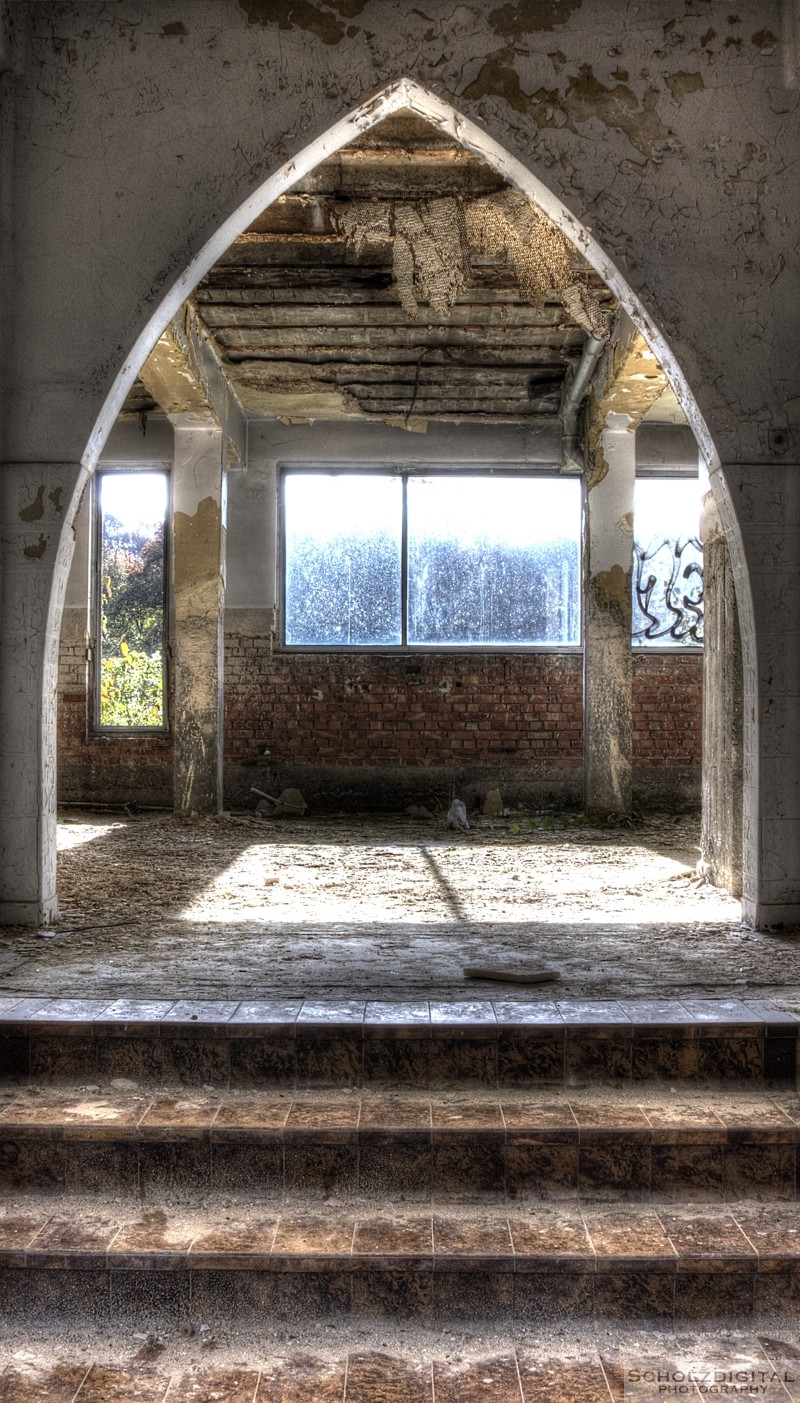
[2,994,800,1400]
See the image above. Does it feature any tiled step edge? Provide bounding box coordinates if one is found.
[1,1200,798,1325]
[1,998,797,1087]
[2,1097,799,1199]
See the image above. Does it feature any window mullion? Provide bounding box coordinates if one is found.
[401,473,409,648]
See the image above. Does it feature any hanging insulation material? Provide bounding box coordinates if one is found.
[338,189,608,338]
[339,198,470,320]
[466,189,609,340]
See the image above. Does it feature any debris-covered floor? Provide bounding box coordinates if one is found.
[1,810,799,1005]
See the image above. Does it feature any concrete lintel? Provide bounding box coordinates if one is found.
[178,307,248,467]
[139,325,215,421]
[636,422,699,471]
[587,313,669,483]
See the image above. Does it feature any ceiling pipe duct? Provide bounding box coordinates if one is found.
[560,333,606,474]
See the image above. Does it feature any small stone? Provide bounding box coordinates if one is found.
[482,788,504,816]
[110,1077,138,1090]
[447,799,470,831]
[77,1084,100,1094]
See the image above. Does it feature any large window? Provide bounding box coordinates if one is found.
[283,471,581,648]
[632,476,703,648]
[95,470,169,729]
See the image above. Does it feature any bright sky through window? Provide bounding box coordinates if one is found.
[100,471,168,537]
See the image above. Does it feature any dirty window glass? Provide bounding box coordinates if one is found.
[284,473,403,645]
[97,471,168,728]
[632,477,703,647]
[283,471,581,649]
[407,476,581,645]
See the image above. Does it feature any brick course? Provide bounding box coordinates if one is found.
[632,651,703,768]
[57,633,703,807]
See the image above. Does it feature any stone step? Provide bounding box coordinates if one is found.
[2,1086,800,1200]
[2,997,797,1089]
[1,1197,799,1327]
[3,1326,798,1403]
[3,1336,799,1402]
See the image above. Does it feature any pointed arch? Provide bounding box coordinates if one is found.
[82,77,718,475]
[58,77,756,922]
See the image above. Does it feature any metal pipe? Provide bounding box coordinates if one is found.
[560,333,606,474]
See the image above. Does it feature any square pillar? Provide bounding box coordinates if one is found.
[0,462,82,925]
[584,414,636,817]
[171,423,226,815]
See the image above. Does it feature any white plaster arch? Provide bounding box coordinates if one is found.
[81,76,720,476]
[54,76,754,913]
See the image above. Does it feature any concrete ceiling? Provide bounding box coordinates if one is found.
[126,113,619,427]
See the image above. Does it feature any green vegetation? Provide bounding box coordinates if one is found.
[99,519,165,728]
[100,645,163,728]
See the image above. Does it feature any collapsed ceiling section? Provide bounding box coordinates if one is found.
[127,112,620,425]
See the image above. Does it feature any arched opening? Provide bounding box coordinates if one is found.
[43,81,747,958]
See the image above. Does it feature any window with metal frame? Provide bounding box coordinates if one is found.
[94,469,170,729]
[632,475,703,648]
[282,470,582,649]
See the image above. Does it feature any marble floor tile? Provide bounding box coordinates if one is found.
[352,1214,433,1264]
[432,1355,522,1401]
[271,1213,355,1261]
[74,1365,171,1400]
[165,1366,260,1402]
[189,1218,278,1268]
[516,1353,614,1402]
[344,1352,432,1402]
[509,1207,593,1266]
[433,1213,513,1268]
[0,1363,90,1402]
[582,1208,675,1268]
[656,1207,757,1269]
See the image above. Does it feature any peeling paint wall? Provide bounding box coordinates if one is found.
[171,424,226,815]
[1,1,796,468]
[584,415,636,816]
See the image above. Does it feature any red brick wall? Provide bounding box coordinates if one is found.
[57,625,173,806]
[632,651,703,767]
[57,630,703,807]
[223,640,584,771]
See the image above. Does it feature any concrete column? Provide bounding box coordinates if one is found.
[584,413,636,817]
[713,463,800,929]
[700,492,743,896]
[171,423,226,815]
[0,462,82,925]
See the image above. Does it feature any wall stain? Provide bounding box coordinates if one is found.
[48,487,64,514]
[463,55,671,159]
[238,0,364,43]
[19,485,45,522]
[751,29,778,53]
[173,496,224,615]
[462,50,547,116]
[24,534,48,559]
[591,563,632,622]
[161,21,188,36]
[665,71,704,99]
[561,66,670,158]
[489,0,583,37]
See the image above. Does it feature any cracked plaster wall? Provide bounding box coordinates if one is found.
[0,0,797,469]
